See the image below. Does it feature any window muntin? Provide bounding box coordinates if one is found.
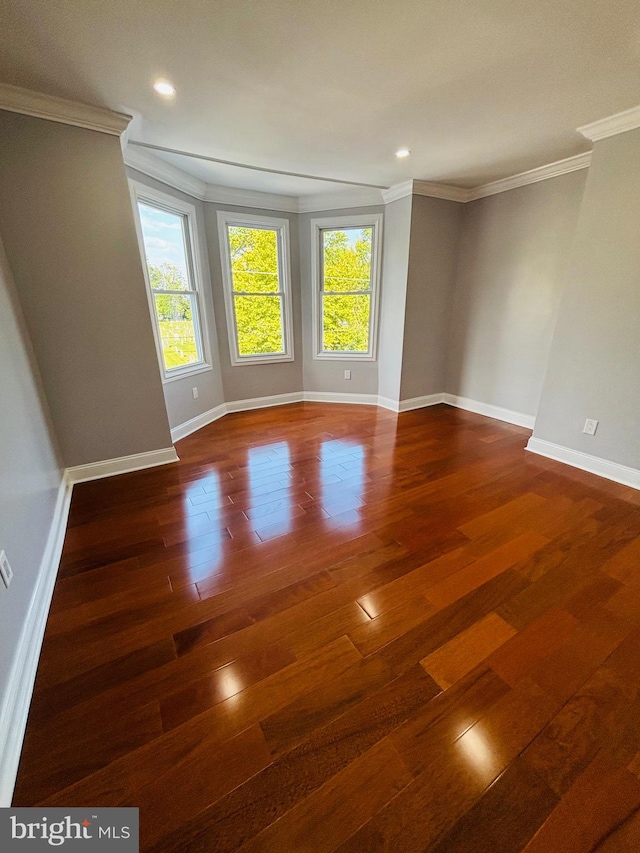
[312,215,382,360]
[218,213,294,365]
[136,198,208,378]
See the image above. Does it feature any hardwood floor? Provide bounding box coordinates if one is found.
[13,402,640,851]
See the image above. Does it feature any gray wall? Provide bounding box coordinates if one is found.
[400,195,463,401]
[126,168,225,430]
[299,206,383,396]
[203,203,303,403]
[377,196,413,403]
[446,170,587,416]
[0,112,172,466]
[533,130,640,468]
[0,235,62,723]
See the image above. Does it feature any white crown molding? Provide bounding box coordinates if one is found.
[467,152,592,202]
[0,474,72,806]
[124,146,207,199]
[382,180,469,205]
[0,83,132,136]
[578,105,640,142]
[125,145,596,213]
[526,437,640,491]
[443,394,535,429]
[381,180,413,205]
[203,183,298,213]
[412,180,470,204]
[66,446,179,484]
[297,188,383,213]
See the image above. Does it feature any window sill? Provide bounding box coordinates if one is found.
[162,363,214,384]
[230,353,295,367]
[313,352,377,362]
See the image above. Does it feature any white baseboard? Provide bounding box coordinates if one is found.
[526,437,640,491]
[171,390,536,442]
[442,393,536,429]
[399,393,446,413]
[376,395,400,412]
[66,446,179,484]
[225,392,303,414]
[171,403,227,442]
[304,391,379,407]
[0,474,73,806]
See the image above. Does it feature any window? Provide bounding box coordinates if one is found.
[131,182,211,381]
[311,213,382,360]
[218,212,294,365]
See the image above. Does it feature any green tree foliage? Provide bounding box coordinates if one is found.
[322,228,372,352]
[148,262,197,368]
[149,263,192,322]
[228,226,284,355]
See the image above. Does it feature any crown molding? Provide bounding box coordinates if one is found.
[412,180,470,203]
[124,139,599,214]
[203,182,298,212]
[467,151,592,201]
[578,105,640,142]
[124,145,206,199]
[381,180,413,204]
[382,179,469,205]
[0,83,131,136]
[297,188,383,213]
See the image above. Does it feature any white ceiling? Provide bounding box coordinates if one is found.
[1,0,639,195]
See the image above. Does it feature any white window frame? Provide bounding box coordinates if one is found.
[310,213,383,361]
[217,211,295,366]
[130,180,213,383]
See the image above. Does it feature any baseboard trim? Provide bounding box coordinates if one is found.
[170,390,537,440]
[171,404,227,442]
[526,437,640,491]
[443,394,535,429]
[66,447,179,484]
[399,393,446,413]
[0,474,73,806]
[226,392,303,414]
[304,391,379,407]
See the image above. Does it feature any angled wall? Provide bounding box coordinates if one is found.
[299,206,383,397]
[446,171,587,418]
[204,203,304,404]
[532,129,640,472]
[0,112,172,467]
[400,195,463,401]
[126,167,226,431]
[377,196,413,404]
[0,234,64,803]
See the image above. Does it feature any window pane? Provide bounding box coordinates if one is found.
[154,293,200,369]
[138,203,191,291]
[322,227,372,293]
[228,226,279,292]
[234,295,285,356]
[322,294,371,352]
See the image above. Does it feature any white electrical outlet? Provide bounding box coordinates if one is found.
[192,387,199,400]
[583,418,598,436]
[0,551,13,588]
[344,370,351,380]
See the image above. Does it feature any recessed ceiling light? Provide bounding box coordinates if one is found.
[153,80,175,97]
[395,148,411,158]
